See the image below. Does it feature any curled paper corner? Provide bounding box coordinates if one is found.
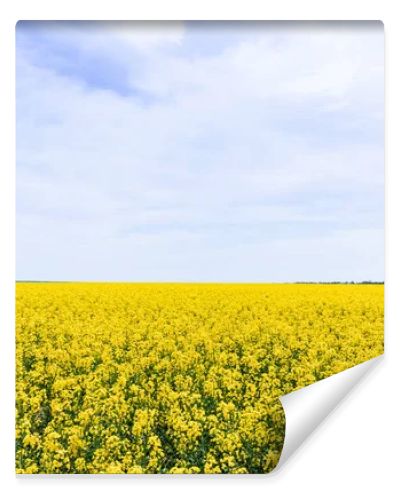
[274,355,383,472]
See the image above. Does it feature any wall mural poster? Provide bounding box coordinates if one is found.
[15,21,384,474]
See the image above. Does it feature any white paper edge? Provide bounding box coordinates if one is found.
[275,354,383,470]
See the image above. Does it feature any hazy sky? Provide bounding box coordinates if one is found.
[16,21,384,282]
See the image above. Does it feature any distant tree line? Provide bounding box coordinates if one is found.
[294,281,384,285]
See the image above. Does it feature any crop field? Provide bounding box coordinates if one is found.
[16,283,384,474]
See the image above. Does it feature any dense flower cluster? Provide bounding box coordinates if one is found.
[16,283,384,474]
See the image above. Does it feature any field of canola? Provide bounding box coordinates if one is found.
[16,283,384,474]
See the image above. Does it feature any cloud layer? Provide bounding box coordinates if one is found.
[16,21,384,282]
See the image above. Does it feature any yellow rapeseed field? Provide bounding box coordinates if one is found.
[16,283,384,474]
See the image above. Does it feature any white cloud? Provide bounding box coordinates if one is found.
[16,22,384,281]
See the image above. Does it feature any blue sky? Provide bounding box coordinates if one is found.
[16,21,384,282]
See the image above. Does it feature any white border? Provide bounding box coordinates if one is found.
[1,1,399,499]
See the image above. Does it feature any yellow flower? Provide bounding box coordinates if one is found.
[22,434,40,448]
[16,282,384,474]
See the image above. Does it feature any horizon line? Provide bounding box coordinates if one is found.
[15,280,385,284]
